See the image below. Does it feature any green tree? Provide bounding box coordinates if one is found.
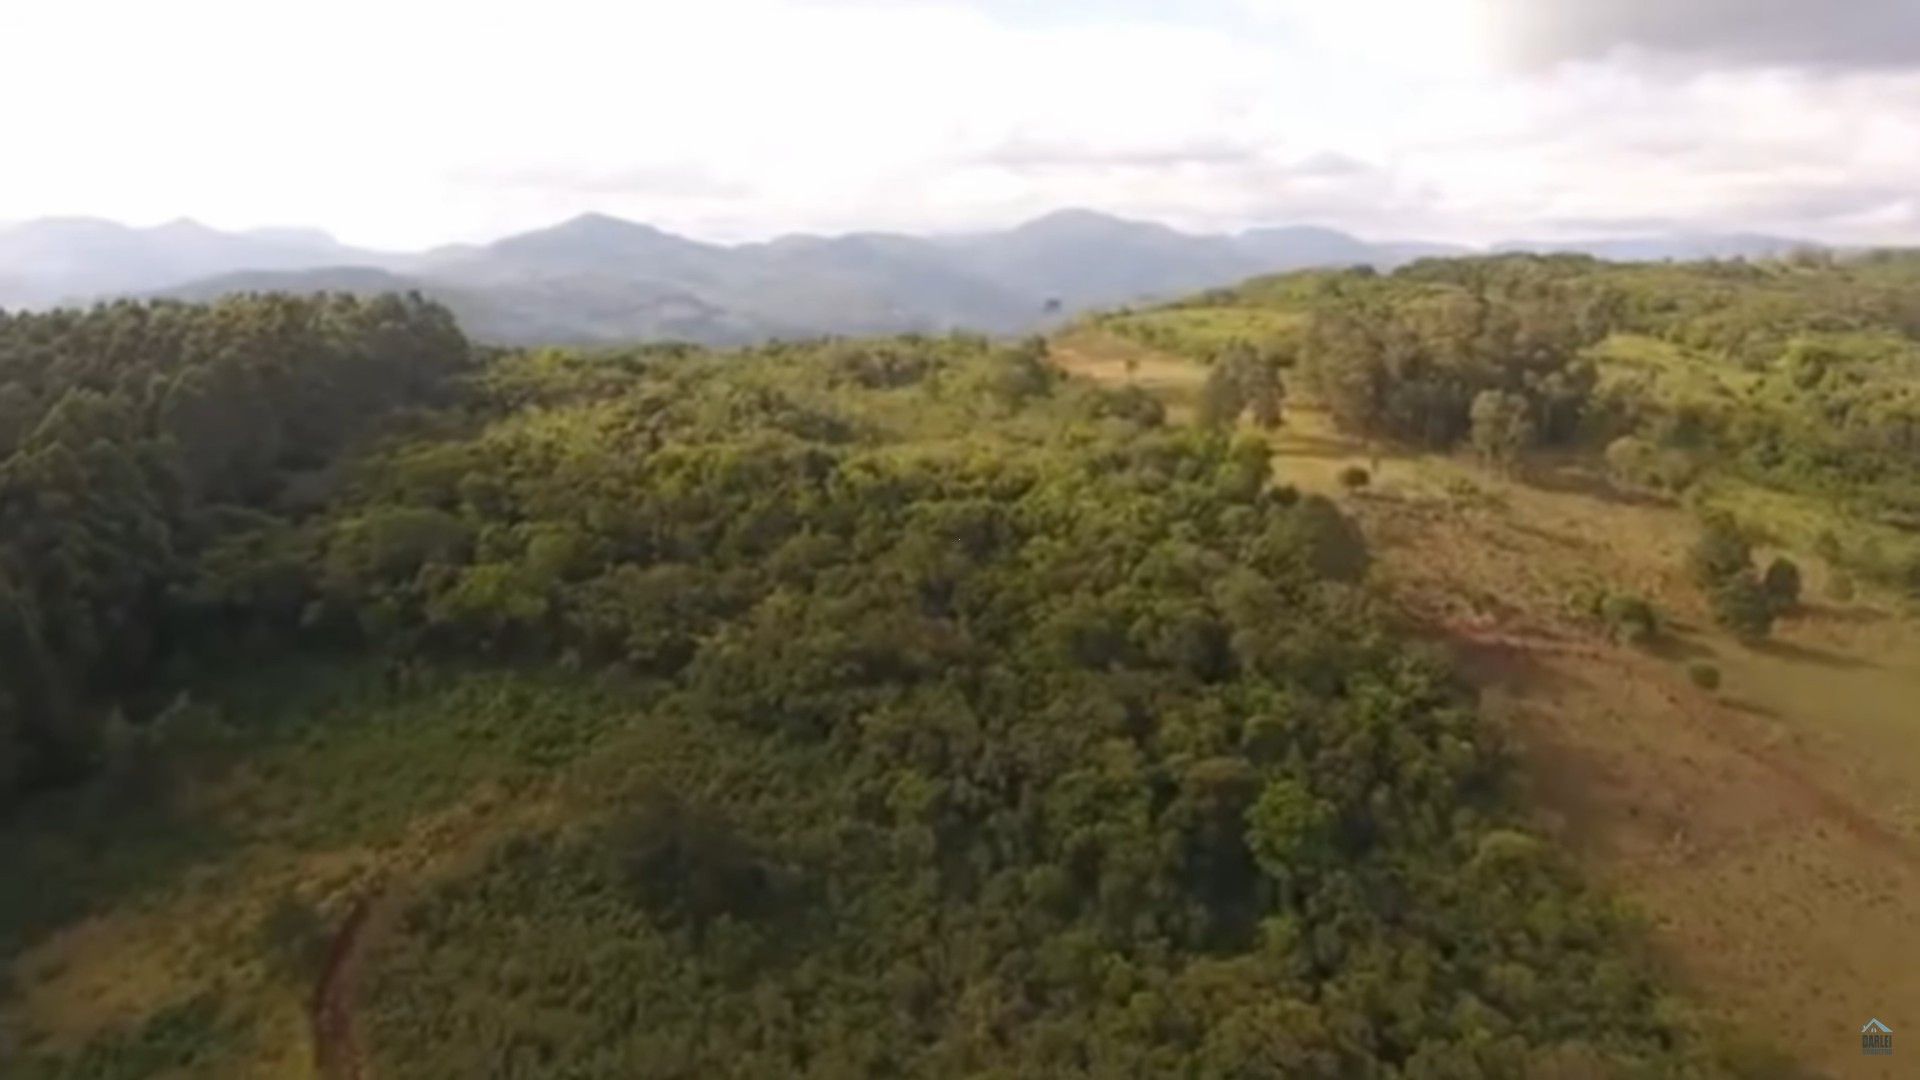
[1198,363,1247,430]
[1469,389,1536,471]
[1711,573,1776,642]
[1688,514,1752,587]
[1761,557,1802,612]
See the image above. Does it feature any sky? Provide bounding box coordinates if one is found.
[3,0,1918,249]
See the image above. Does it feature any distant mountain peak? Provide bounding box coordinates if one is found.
[553,211,660,235]
[152,217,216,235]
[1013,208,1149,234]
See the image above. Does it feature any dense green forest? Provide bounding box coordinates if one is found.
[0,295,470,798]
[0,297,1726,1076]
[1100,252,1920,594]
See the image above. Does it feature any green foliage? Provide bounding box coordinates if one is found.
[1093,306,1301,366]
[0,294,470,800]
[1761,556,1803,612]
[1195,343,1285,431]
[0,299,1709,1075]
[1687,662,1723,692]
[1117,253,1920,557]
[1604,434,1700,493]
[1600,593,1661,646]
[1337,465,1371,490]
[1710,573,1777,642]
[1295,263,1599,450]
[1688,514,1754,588]
[1470,389,1537,469]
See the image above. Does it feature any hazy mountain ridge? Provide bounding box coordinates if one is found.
[0,211,1825,345]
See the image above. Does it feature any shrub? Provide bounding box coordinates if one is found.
[1338,465,1371,491]
[1688,514,1752,587]
[1687,662,1722,691]
[1604,435,1652,486]
[1827,571,1857,603]
[1761,557,1802,612]
[1710,573,1776,642]
[1600,594,1660,646]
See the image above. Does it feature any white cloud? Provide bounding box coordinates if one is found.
[2,0,1919,247]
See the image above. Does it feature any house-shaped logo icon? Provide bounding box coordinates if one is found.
[1862,1018,1893,1056]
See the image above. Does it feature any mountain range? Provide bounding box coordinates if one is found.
[0,211,1819,346]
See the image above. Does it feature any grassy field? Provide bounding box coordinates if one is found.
[1057,327,1920,1078]
[1090,306,1304,363]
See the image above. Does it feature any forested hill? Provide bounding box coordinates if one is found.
[0,294,471,793]
[0,296,1724,1075]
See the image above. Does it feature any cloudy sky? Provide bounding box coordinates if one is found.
[3,0,1917,248]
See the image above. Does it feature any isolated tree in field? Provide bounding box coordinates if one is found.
[1469,390,1535,471]
[1216,343,1285,430]
[1761,556,1802,612]
[1199,344,1287,432]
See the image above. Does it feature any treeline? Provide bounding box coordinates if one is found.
[1103,254,1920,590]
[0,294,470,797]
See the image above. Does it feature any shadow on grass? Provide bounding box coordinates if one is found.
[1522,464,1677,509]
[1795,602,1891,628]
[1648,633,1718,663]
[0,774,234,966]
[1271,432,1361,461]
[1746,636,1879,671]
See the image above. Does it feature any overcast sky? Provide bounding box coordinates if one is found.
[3,0,1917,248]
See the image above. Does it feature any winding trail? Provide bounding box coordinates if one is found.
[312,896,375,1080]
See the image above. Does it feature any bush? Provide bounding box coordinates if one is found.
[1338,465,1371,491]
[1710,573,1776,642]
[1688,514,1752,587]
[1827,571,1857,603]
[1761,557,1802,612]
[1600,594,1660,646]
[1687,662,1722,691]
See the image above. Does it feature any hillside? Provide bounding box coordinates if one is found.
[0,297,1744,1077]
[1069,250,1920,1075]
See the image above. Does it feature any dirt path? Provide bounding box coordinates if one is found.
[313,896,375,1080]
